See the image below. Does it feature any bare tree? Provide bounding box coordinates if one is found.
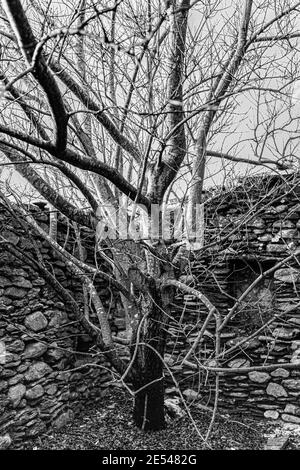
[1,0,300,431]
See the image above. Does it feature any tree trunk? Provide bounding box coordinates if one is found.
[133,370,165,431]
[130,266,174,430]
[132,306,167,431]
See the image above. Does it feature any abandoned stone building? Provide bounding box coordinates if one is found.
[1,172,300,448]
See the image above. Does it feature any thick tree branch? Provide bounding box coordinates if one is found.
[2,0,68,153]
[0,72,99,214]
[148,0,190,203]
[0,142,97,228]
[0,125,151,209]
[48,59,141,163]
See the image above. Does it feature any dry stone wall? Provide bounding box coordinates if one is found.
[0,203,118,448]
[164,174,300,424]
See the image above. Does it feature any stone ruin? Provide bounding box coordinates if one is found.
[165,173,300,422]
[1,172,300,448]
[0,203,118,448]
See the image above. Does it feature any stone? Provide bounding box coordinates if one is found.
[275,205,288,213]
[59,390,70,401]
[291,351,300,364]
[0,297,12,306]
[282,423,300,432]
[2,230,19,245]
[271,368,290,378]
[12,277,32,289]
[16,409,39,426]
[249,218,265,229]
[6,325,19,333]
[23,342,48,359]
[281,414,300,424]
[182,389,199,401]
[8,374,24,386]
[165,398,185,419]
[272,327,295,340]
[45,384,58,395]
[25,385,44,400]
[164,355,175,366]
[0,434,12,449]
[48,311,68,328]
[248,371,270,383]
[26,420,46,437]
[288,392,300,398]
[284,404,300,415]
[280,229,298,239]
[271,232,281,242]
[288,318,300,326]
[226,337,260,350]
[25,361,52,382]
[45,348,64,362]
[264,436,289,450]
[24,312,48,332]
[10,268,28,277]
[229,392,248,398]
[4,287,28,299]
[4,352,20,364]
[32,278,46,286]
[0,276,10,287]
[278,302,297,312]
[273,220,295,229]
[266,382,288,398]
[8,384,26,406]
[0,380,8,392]
[257,404,279,409]
[206,359,218,368]
[70,372,83,381]
[231,375,247,381]
[274,267,300,283]
[266,244,287,253]
[264,410,279,420]
[17,363,29,373]
[227,358,250,369]
[52,410,74,429]
[56,371,71,382]
[2,369,15,379]
[291,340,300,351]
[282,379,300,391]
[258,234,272,242]
[250,390,265,396]
[7,340,25,353]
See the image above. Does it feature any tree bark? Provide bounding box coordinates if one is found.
[133,372,165,431]
[132,297,166,431]
[130,245,174,430]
